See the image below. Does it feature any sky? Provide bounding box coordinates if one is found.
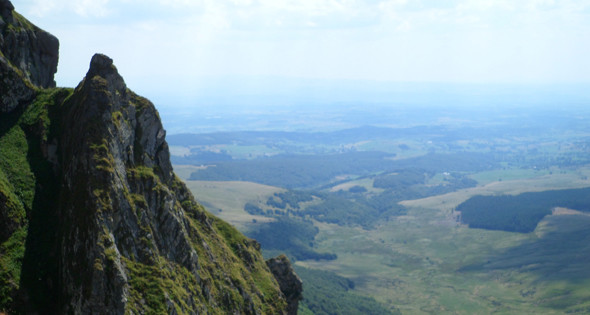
[15,0,590,107]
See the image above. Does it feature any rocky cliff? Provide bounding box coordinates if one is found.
[0,1,300,314]
[0,0,58,88]
[0,0,58,113]
[267,255,303,315]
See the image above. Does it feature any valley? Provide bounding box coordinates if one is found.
[171,106,590,314]
[178,169,590,314]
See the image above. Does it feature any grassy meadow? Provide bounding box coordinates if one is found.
[180,178,283,231]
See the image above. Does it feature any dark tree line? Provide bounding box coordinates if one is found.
[458,187,590,233]
[295,267,401,315]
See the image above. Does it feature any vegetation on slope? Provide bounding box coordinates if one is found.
[245,217,336,261]
[295,266,400,315]
[0,88,72,312]
[246,189,407,229]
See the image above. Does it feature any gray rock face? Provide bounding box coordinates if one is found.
[58,54,200,313]
[266,255,303,315]
[0,56,35,113]
[53,54,293,314]
[0,0,59,89]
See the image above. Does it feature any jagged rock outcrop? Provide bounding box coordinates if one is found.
[56,53,291,313]
[0,3,301,314]
[266,255,303,315]
[0,0,58,88]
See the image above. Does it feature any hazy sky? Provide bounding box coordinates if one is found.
[17,0,590,102]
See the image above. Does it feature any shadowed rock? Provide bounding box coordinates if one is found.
[266,255,303,315]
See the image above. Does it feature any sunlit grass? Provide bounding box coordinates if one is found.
[181,180,282,231]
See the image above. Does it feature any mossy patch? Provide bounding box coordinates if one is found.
[129,92,156,117]
[92,188,113,213]
[0,125,34,215]
[0,170,26,229]
[184,210,286,314]
[22,89,72,140]
[0,87,70,313]
[213,219,247,251]
[123,256,203,315]
[129,193,147,209]
[9,12,36,33]
[90,139,115,173]
[0,226,27,309]
[128,165,156,180]
[111,111,123,128]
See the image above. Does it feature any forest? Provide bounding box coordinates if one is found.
[458,187,590,232]
[188,151,496,189]
[295,267,400,315]
[245,217,337,261]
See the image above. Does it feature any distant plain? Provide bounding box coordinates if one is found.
[170,100,590,314]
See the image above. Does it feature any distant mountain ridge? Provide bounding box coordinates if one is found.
[0,1,300,313]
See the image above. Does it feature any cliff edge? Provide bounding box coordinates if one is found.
[0,1,300,313]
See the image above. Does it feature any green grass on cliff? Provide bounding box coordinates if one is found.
[0,227,26,308]
[0,113,35,309]
[8,12,36,33]
[124,256,202,314]
[0,88,72,312]
[0,125,35,214]
[115,169,287,314]
[184,202,286,314]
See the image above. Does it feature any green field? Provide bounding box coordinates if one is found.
[173,164,207,180]
[301,206,590,314]
[468,167,571,186]
[181,179,283,231]
[178,168,590,314]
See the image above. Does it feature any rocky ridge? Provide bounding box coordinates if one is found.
[0,1,300,314]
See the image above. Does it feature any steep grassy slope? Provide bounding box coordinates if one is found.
[0,88,71,310]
